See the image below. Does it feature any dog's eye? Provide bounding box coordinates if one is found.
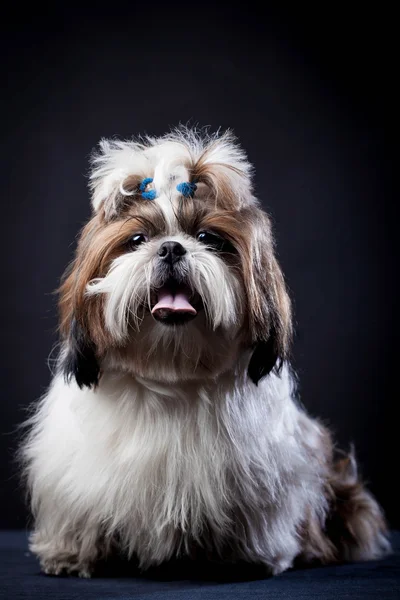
[129,233,148,249]
[196,231,235,253]
[197,231,223,247]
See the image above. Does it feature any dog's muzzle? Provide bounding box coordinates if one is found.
[152,241,201,325]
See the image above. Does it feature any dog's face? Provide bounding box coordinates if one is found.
[59,130,291,385]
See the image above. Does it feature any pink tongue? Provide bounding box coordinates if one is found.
[152,287,197,316]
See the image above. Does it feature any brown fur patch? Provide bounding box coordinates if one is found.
[240,207,292,353]
[59,202,166,352]
[190,147,248,211]
[174,198,292,351]
[298,431,390,565]
[324,454,389,561]
[298,510,338,565]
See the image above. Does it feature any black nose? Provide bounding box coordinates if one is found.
[158,241,186,264]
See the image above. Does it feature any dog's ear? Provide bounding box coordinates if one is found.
[248,325,284,385]
[57,217,109,389]
[245,210,292,385]
[62,319,100,389]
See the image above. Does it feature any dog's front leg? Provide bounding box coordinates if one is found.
[29,525,104,578]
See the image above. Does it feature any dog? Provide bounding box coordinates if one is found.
[21,127,390,577]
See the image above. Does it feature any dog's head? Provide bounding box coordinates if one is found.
[59,129,292,386]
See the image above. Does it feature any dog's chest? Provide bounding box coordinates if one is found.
[86,384,250,531]
[66,373,305,564]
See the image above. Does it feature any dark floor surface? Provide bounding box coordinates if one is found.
[1,530,399,599]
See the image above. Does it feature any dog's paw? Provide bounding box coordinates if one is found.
[41,557,93,578]
[269,556,293,575]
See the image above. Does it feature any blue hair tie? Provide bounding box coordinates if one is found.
[176,180,197,198]
[139,177,156,200]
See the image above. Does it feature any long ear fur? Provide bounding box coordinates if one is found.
[57,216,111,389]
[246,210,292,384]
[62,319,100,389]
[247,326,283,385]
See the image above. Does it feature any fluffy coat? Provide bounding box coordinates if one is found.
[21,128,390,577]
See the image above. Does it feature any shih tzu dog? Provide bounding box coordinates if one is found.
[22,128,390,578]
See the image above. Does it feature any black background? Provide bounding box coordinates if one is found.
[1,6,397,529]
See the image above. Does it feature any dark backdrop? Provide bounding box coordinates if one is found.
[1,6,397,529]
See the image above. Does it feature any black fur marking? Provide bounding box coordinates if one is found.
[62,319,100,389]
[247,334,283,385]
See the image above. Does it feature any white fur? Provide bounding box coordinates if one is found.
[23,364,328,573]
[90,128,255,218]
